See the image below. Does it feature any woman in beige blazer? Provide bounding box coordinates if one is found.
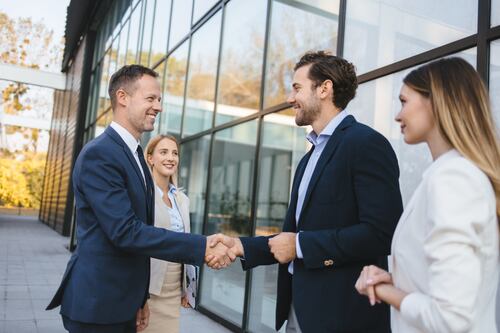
[355,57,500,333]
[143,134,193,333]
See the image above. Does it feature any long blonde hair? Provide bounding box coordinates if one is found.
[145,134,179,187]
[403,57,500,220]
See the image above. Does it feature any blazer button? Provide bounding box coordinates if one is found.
[324,259,334,266]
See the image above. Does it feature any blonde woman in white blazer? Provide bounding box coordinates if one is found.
[355,57,500,333]
[143,134,193,333]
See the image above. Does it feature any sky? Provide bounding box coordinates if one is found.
[0,0,70,41]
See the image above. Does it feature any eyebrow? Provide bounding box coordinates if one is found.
[292,83,301,89]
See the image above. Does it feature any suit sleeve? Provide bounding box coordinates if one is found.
[299,131,403,269]
[239,235,277,269]
[399,162,493,333]
[77,146,206,266]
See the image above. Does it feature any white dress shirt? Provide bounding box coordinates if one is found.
[110,121,146,184]
[390,149,499,333]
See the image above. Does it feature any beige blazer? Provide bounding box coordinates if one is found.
[149,187,191,296]
[390,149,499,333]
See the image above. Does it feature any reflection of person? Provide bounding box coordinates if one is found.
[210,51,403,332]
[46,65,234,333]
[355,57,500,333]
[143,134,193,333]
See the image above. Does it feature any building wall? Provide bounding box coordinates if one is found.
[52,0,500,331]
[40,37,87,235]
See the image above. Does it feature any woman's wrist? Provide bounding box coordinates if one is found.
[375,283,407,311]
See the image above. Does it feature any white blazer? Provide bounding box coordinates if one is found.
[390,149,499,333]
[149,187,191,296]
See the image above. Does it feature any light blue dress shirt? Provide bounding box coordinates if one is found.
[290,110,349,274]
[157,184,185,233]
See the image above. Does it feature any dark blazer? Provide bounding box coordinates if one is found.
[47,126,206,324]
[240,115,403,333]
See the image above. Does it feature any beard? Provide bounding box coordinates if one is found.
[295,97,321,126]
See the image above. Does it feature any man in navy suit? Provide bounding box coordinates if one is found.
[47,65,233,332]
[210,51,403,332]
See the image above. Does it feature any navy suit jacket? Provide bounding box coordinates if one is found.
[47,126,206,324]
[240,115,403,332]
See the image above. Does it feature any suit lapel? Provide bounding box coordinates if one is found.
[297,115,355,227]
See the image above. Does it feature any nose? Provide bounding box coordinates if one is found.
[286,92,295,105]
[395,110,402,123]
[154,99,162,112]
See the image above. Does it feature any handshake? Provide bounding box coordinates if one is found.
[203,232,298,269]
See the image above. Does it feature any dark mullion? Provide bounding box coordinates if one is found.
[358,35,477,84]
[197,306,242,332]
[336,0,347,57]
[477,0,491,83]
[211,1,226,128]
[487,24,500,40]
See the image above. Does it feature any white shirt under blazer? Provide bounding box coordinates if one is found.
[149,187,191,296]
[390,149,499,333]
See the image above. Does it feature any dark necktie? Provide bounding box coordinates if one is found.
[136,145,154,225]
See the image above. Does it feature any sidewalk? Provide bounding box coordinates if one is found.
[0,215,232,333]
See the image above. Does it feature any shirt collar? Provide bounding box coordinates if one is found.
[110,121,140,154]
[306,110,349,146]
[156,183,177,197]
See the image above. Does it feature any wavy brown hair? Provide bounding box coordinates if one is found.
[404,57,500,220]
[145,134,179,187]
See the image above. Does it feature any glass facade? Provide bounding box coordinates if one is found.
[48,0,500,331]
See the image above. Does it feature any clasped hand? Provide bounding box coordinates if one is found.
[354,265,392,305]
[205,234,244,269]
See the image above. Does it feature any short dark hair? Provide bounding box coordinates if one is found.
[108,64,159,108]
[294,51,358,110]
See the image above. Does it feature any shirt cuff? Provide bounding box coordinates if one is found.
[296,232,304,259]
[400,292,428,329]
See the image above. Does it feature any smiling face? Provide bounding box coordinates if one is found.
[147,137,179,182]
[122,74,162,138]
[287,65,321,127]
[396,84,435,144]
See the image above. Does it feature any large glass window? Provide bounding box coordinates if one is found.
[264,0,340,108]
[215,0,267,126]
[117,18,130,68]
[199,120,258,326]
[490,40,500,132]
[344,0,478,75]
[179,135,211,234]
[247,110,310,333]
[348,48,476,204]
[127,3,142,64]
[183,11,222,137]
[97,50,111,118]
[160,41,189,137]
[149,0,172,66]
[493,0,500,27]
[193,0,219,24]
[139,0,156,65]
[169,0,193,50]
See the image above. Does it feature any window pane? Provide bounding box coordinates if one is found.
[97,51,111,119]
[247,109,310,333]
[199,120,258,326]
[264,0,340,108]
[193,0,219,24]
[490,40,500,132]
[215,0,267,126]
[493,0,500,27]
[127,3,142,64]
[161,41,189,137]
[344,0,478,75]
[348,48,476,204]
[139,0,156,65]
[169,0,193,50]
[117,18,130,68]
[183,11,222,137]
[179,135,211,234]
[150,0,172,66]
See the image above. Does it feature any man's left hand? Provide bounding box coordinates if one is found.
[268,232,296,264]
[136,301,150,331]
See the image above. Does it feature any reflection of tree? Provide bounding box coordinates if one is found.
[211,190,251,236]
[165,55,188,97]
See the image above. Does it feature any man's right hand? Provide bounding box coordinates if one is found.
[205,234,244,269]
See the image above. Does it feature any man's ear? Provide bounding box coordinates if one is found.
[319,80,333,100]
[116,88,128,107]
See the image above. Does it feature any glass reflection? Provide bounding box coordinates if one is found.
[169,0,193,50]
[348,48,476,204]
[161,41,189,137]
[139,0,156,65]
[193,0,219,23]
[247,109,309,333]
[117,18,130,68]
[490,40,500,132]
[492,0,500,27]
[344,0,477,75]
[215,0,267,126]
[149,0,172,66]
[200,120,258,326]
[179,136,211,234]
[183,11,222,137]
[264,0,340,108]
[127,3,142,64]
